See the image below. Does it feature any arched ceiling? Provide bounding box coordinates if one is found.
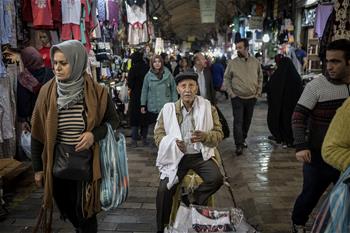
[148,0,252,41]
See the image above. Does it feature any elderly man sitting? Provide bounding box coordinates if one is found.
[154,71,224,233]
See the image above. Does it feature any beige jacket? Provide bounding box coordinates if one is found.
[154,98,224,148]
[224,55,263,99]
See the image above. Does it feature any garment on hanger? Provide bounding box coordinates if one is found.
[125,2,147,25]
[0,76,15,143]
[97,0,106,21]
[126,0,145,7]
[61,0,81,25]
[51,0,62,23]
[0,50,6,78]
[21,0,33,22]
[333,0,350,40]
[31,0,54,27]
[314,4,333,38]
[128,22,148,45]
[0,0,14,44]
[106,0,119,28]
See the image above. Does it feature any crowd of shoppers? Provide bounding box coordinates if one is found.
[13,34,348,232]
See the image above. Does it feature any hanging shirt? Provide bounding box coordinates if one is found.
[61,0,81,25]
[125,2,147,24]
[21,0,33,22]
[0,50,6,78]
[0,75,16,142]
[51,0,62,23]
[315,4,333,38]
[31,0,54,27]
[97,0,106,21]
[0,0,14,44]
[106,0,119,28]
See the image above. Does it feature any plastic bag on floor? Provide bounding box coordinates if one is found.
[20,131,31,159]
[165,204,259,233]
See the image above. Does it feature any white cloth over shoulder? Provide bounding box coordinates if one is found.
[156,96,214,189]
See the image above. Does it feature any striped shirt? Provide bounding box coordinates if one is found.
[292,75,350,154]
[57,101,86,145]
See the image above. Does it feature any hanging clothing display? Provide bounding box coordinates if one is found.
[61,0,81,25]
[125,1,148,45]
[0,64,17,158]
[0,0,14,44]
[126,0,145,7]
[314,4,334,38]
[0,75,16,143]
[61,0,81,40]
[106,0,119,29]
[0,50,6,78]
[31,0,54,27]
[97,0,106,21]
[334,0,350,40]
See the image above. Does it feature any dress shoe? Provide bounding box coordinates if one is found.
[235,145,243,156]
[291,224,306,233]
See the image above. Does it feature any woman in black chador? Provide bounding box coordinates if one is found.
[267,57,303,148]
[127,50,150,147]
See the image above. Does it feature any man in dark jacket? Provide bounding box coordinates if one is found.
[193,52,216,104]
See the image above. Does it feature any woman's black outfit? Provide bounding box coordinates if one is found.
[267,57,303,146]
[127,52,149,144]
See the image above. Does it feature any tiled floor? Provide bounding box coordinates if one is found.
[1,96,327,233]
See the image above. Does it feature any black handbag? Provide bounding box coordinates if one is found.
[53,144,92,181]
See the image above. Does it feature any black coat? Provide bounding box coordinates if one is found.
[127,52,149,126]
[266,57,303,144]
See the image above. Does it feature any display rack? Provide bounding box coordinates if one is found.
[306,28,322,73]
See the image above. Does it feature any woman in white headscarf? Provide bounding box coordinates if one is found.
[31,40,120,232]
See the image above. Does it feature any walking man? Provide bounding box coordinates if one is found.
[291,39,350,233]
[224,38,263,155]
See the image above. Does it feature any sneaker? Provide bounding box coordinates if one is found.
[291,224,306,233]
[235,145,243,156]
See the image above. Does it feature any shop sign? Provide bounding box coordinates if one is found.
[199,0,216,23]
[249,16,264,30]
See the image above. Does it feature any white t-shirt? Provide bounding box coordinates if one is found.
[61,0,81,25]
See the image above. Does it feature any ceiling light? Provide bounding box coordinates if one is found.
[153,16,158,20]
[262,34,270,43]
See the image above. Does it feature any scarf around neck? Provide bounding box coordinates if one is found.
[50,40,87,110]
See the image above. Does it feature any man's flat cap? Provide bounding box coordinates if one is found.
[174,71,198,85]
